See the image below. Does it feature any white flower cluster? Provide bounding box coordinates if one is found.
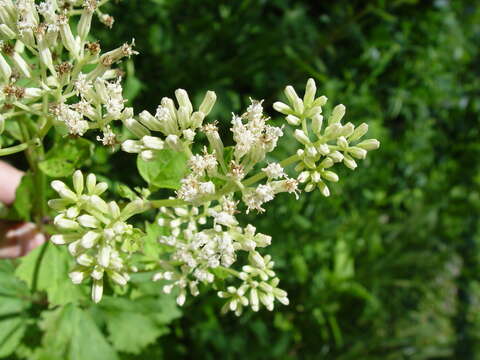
[49,170,148,303]
[173,97,298,212]
[0,0,133,144]
[121,89,217,157]
[274,78,380,196]
[9,0,383,316]
[152,197,287,314]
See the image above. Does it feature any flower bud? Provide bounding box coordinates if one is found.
[110,271,127,286]
[94,182,108,195]
[250,288,260,311]
[77,253,94,267]
[121,140,143,153]
[357,139,380,150]
[273,101,292,115]
[0,114,4,134]
[316,143,330,156]
[312,114,323,134]
[91,266,104,280]
[51,180,77,201]
[72,170,84,195]
[349,123,368,141]
[293,129,310,145]
[340,122,355,137]
[80,231,100,249]
[0,54,11,80]
[24,88,42,99]
[311,171,321,183]
[328,151,344,163]
[92,279,103,303]
[348,146,367,159]
[199,90,217,116]
[297,171,310,183]
[11,52,31,78]
[77,9,93,40]
[304,183,315,192]
[305,106,322,118]
[51,234,68,245]
[249,251,265,269]
[306,146,317,157]
[312,95,328,107]
[125,118,151,138]
[0,24,15,39]
[285,114,301,126]
[89,195,109,214]
[175,88,193,114]
[324,123,343,139]
[318,181,330,197]
[78,215,100,228]
[337,136,349,149]
[59,19,80,57]
[177,105,191,129]
[86,173,97,193]
[98,246,111,268]
[329,104,346,124]
[140,150,155,161]
[320,157,334,168]
[284,85,300,106]
[343,155,358,170]
[120,199,149,220]
[303,78,317,107]
[176,291,186,306]
[322,170,339,182]
[259,291,274,311]
[255,233,272,247]
[109,201,121,218]
[69,271,86,284]
[191,111,205,128]
[138,110,164,131]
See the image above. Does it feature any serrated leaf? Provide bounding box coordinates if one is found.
[39,137,93,177]
[98,295,180,354]
[137,149,188,189]
[10,173,34,221]
[143,221,167,259]
[0,261,30,359]
[105,310,168,354]
[38,304,118,360]
[14,244,87,306]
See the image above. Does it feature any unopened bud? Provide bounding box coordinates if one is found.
[199,90,217,116]
[303,78,317,107]
[349,123,368,141]
[273,101,292,115]
[357,139,380,150]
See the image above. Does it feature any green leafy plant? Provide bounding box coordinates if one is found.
[0,0,382,358]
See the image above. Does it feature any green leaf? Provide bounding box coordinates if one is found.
[104,308,168,354]
[38,304,118,360]
[11,173,34,221]
[14,244,87,306]
[0,261,30,359]
[96,294,181,354]
[137,149,188,189]
[143,221,167,259]
[39,137,94,178]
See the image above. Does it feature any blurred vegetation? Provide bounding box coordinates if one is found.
[5,0,480,358]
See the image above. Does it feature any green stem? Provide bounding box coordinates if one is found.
[0,142,30,156]
[31,241,49,294]
[243,154,300,186]
[150,154,300,209]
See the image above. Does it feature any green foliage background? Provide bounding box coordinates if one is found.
[2,0,480,358]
